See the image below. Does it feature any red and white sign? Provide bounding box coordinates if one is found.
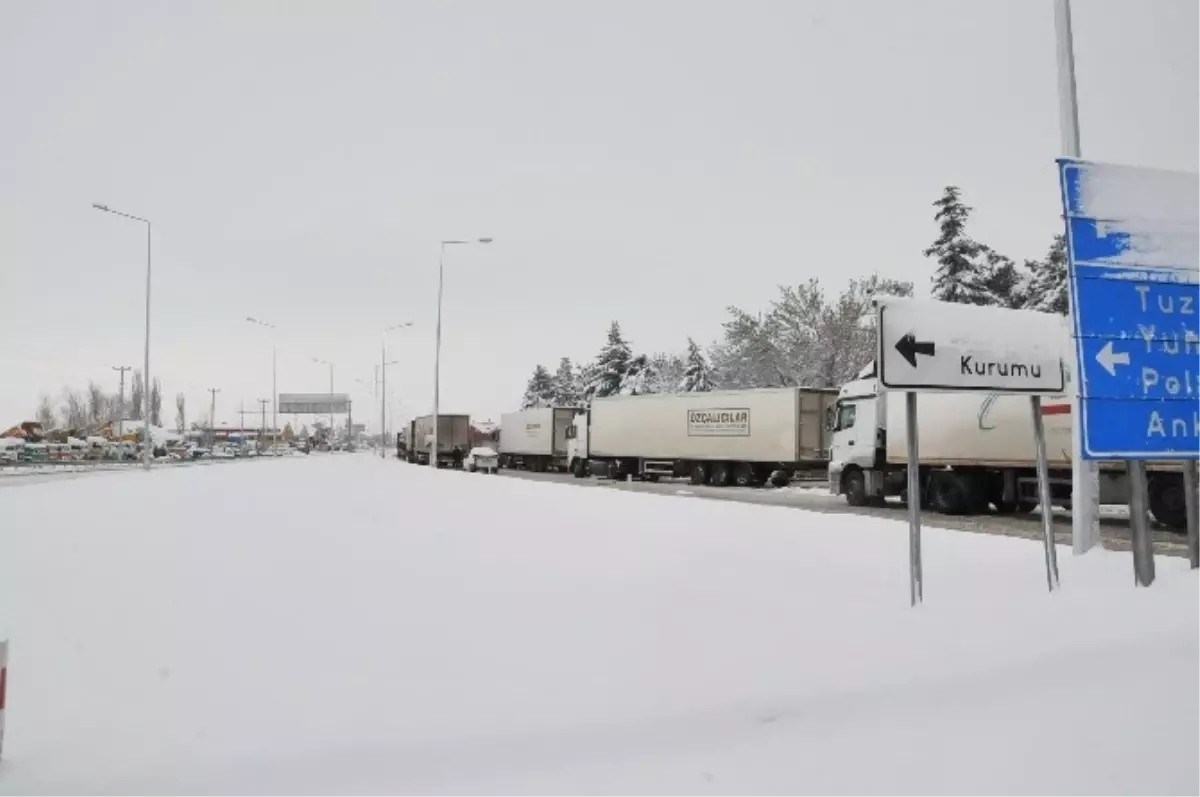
[0,639,7,760]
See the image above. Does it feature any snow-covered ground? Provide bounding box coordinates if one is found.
[0,455,1195,794]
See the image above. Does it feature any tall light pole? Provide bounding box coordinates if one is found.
[246,317,278,449]
[94,203,152,471]
[112,365,131,432]
[312,357,335,439]
[207,387,221,450]
[1053,0,1099,554]
[382,322,413,460]
[431,238,492,467]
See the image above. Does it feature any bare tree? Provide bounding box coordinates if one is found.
[130,371,145,420]
[59,388,88,430]
[36,394,56,429]
[86,381,110,428]
[175,393,186,433]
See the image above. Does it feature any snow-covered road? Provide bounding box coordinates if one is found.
[0,454,1195,794]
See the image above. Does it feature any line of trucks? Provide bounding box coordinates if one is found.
[395,358,1193,532]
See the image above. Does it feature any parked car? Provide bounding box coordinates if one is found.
[465,446,499,474]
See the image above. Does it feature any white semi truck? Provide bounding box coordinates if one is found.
[498,407,577,472]
[566,387,837,486]
[827,365,1190,530]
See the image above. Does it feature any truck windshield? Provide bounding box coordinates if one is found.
[834,403,856,431]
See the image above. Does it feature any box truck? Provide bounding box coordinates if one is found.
[498,407,578,472]
[407,414,471,467]
[827,367,1189,530]
[566,387,837,486]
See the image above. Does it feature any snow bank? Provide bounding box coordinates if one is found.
[0,457,1195,794]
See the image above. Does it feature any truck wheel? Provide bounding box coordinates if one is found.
[769,470,792,488]
[930,472,970,515]
[733,463,756,487]
[710,462,733,487]
[571,458,586,478]
[1148,473,1188,531]
[689,462,709,485]
[843,469,869,507]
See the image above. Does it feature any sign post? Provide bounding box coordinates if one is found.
[0,639,7,761]
[905,392,922,606]
[1030,396,1062,590]
[877,298,1067,600]
[1183,461,1199,569]
[1057,158,1199,587]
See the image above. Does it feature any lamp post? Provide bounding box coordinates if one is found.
[246,317,278,449]
[382,322,413,460]
[312,357,335,440]
[431,238,491,467]
[94,203,153,470]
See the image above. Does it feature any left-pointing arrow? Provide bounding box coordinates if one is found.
[895,333,936,368]
[1095,340,1130,377]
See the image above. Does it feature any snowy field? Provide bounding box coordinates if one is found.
[0,454,1195,794]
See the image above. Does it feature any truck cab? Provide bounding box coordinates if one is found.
[828,375,885,504]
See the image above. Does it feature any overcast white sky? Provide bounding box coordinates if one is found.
[2,0,1196,431]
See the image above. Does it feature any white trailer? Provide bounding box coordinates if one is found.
[498,407,577,472]
[407,414,471,467]
[827,370,1189,530]
[567,387,837,487]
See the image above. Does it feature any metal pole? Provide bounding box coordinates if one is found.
[272,343,277,450]
[328,364,334,441]
[905,392,922,606]
[1127,461,1155,587]
[208,388,220,451]
[142,222,152,470]
[1030,396,1061,591]
[1182,461,1198,570]
[1054,0,1100,555]
[431,243,445,468]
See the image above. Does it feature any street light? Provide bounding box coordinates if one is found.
[312,357,335,438]
[246,317,278,446]
[431,239,491,468]
[382,322,413,460]
[94,203,153,471]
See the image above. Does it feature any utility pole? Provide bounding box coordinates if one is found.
[239,401,247,433]
[347,399,353,448]
[257,398,269,453]
[207,387,220,450]
[112,365,132,434]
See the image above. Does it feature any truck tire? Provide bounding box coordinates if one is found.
[843,469,869,507]
[710,462,733,487]
[689,462,709,485]
[1148,473,1188,531]
[733,462,756,488]
[930,472,970,515]
[769,470,792,488]
[572,458,587,478]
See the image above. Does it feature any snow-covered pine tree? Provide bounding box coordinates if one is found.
[551,357,581,406]
[981,248,1023,309]
[648,352,686,394]
[924,186,992,305]
[619,353,656,395]
[1021,234,1069,315]
[583,321,632,401]
[521,365,556,409]
[679,338,714,392]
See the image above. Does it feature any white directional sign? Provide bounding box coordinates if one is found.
[877,298,1066,394]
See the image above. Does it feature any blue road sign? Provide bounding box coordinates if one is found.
[1058,159,1199,460]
